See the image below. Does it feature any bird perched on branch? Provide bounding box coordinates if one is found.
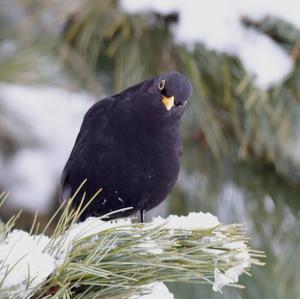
[60,71,192,221]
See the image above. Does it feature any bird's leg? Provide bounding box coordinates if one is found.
[140,209,145,223]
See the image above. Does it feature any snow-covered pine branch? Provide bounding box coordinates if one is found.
[0,194,264,299]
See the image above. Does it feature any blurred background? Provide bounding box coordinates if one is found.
[0,0,300,298]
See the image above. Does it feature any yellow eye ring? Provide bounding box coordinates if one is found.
[158,79,166,91]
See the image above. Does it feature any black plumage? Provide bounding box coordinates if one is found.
[60,71,192,221]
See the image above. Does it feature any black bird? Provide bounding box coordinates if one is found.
[60,71,192,221]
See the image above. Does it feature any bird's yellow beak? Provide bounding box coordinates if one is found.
[162,95,175,111]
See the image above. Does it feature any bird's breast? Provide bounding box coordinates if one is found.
[121,124,181,183]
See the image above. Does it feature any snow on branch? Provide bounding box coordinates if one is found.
[0,194,264,299]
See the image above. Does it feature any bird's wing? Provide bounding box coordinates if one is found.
[59,97,115,201]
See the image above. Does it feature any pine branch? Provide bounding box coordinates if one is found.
[0,193,264,299]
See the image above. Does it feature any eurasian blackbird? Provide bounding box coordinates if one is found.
[60,71,192,221]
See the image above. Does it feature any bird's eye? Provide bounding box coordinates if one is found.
[158,80,166,91]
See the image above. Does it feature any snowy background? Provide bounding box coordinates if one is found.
[1,1,300,299]
[122,0,297,87]
[1,0,300,214]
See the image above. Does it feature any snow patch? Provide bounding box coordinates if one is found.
[0,218,132,297]
[213,241,251,292]
[0,230,55,297]
[137,238,163,255]
[153,211,219,230]
[54,217,132,261]
[131,283,174,299]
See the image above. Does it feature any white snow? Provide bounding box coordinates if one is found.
[53,217,132,262]
[0,218,132,297]
[65,217,132,240]
[137,238,163,255]
[0,84,93,213]
[121,0,299,88]
[61,217,131,245]
[132,283,174,299]
[213,241,251,292]
[0,230,55,298]
[153,211,219,230]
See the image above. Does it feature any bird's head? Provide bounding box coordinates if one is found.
[120,71,192,118]
[153,71,192,112]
